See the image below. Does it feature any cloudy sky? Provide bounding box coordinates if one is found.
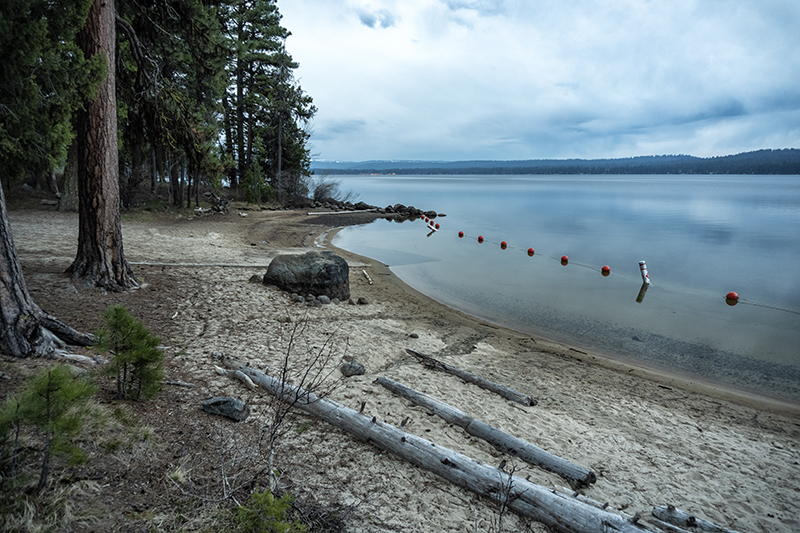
[279,0,800,162]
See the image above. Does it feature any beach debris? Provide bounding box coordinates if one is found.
[218,357,658,533]
[362,269,373,284]
[652,505,743,533]
[405,348,538,407]
[375,376,595,488]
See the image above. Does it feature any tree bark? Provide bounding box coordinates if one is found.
[220,357,659,533]
[375,376,595,488]
[0,181,92,357]
[59,137,79,212]
[69,0,137,291]
[406,349,538,406]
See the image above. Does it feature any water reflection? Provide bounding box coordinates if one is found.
[333,174,800,402]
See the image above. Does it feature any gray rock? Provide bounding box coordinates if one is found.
[317,295,331,305]
[202,396,250,421]
[409,333,419,339]
[306,294,316,301]
[357,296,369,305]
[249,274,263,283]
[263,251,350,300]
[290,293,305,303]
[340,361,366,377]
[331,298,340,305]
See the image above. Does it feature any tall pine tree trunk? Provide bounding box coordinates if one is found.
[0,181,92,357]
[68,0,137,291]
[59,138,79,212]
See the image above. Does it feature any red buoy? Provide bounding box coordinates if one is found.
[458,231,464,238]
[527,248,534,257]
[602,265,611,276]
[561,255,569,263]
[500,241,507,249]
[477,236,484,243]
[435,223,440,229]
[725,291,739,306]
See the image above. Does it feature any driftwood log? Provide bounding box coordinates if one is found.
[375,376,595,488]
[652,506,742,533]
[406,348,537,406]
[219,357,658,533]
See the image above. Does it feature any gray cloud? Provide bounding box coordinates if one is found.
[443,0,504,16]
[355,7,397,28]
[281,0,800,161]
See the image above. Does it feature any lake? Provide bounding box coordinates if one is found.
[331,174,800,403]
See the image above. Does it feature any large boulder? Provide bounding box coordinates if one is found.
[263,251,350,300]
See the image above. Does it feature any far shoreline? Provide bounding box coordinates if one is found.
[322,223,800,418]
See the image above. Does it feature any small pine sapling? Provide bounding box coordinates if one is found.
[0,366,97,492]
[96,305,164,401]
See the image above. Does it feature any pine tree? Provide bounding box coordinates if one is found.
[0,366,97,491]
[96,305,164,401]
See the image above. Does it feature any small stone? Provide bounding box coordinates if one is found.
[202,396,250,421]
[357,297,369,305]
[248,274,263,283]
[308,299,322,308]
[317,295,331,305]
[340,361,366,377]
[331,298,340,305]
[348,298,357,305]
[409,333,419,339]
[306,294,316,301]
[290,293,305,303]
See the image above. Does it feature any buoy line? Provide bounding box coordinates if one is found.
[448,227,800,315]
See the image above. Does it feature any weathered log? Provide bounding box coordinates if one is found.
[652,506,742,533]
[405,348,537,406]
[649,518,694,533]
[376,376,595,488]
[220,357,656,533]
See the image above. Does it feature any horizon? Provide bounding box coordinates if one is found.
[309,147,800,166]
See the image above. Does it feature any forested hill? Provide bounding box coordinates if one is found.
[312,149,800,175]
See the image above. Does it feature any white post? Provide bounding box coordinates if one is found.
[639,260,650,284]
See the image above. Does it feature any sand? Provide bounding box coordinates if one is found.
[9,207,800,532]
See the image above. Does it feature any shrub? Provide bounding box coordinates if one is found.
[96,305,163,401]
[235,490,306,533]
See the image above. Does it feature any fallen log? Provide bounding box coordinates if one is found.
[376,376,595,488]
[219,356,656,533]
[652,506,742,533]
[405,348,537,406]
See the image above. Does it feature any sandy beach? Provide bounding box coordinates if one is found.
[7,206,800,532]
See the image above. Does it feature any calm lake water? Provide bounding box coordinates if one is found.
[331,175,800,403]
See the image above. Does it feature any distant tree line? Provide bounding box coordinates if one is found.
[1,0,316,207]
[316,149,800,176]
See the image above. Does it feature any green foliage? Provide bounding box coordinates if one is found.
[0,365,97,497]
[96,305,164,401]
[235,490,306,533]
[0,0,105,181]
